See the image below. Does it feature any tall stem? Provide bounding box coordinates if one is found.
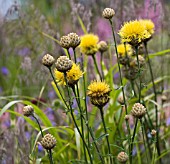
[135,46,142,103]
[73,48,77,63]
[49,149,54,164]
[130,118,138,163]
[32,115,44,138]
[144,42,161,163]
[92,55,102,81]
[48,67,69,109]
[64,73,93,164]
[109,19,131,153]
[100,52,104,79]
[67,49,71,60]
[140,119,149,162]
[99,107,112,164]
[72,86,87,162]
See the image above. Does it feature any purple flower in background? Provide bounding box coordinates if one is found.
[132,146,137,156]
[48,90,56,99]
[18,47,30,56]
[94,18,112,40]
[166,117,170,126]
[74,110,79,115]
[38,144,43,152]
[25,131,31,140]
[0,87,3,93]
[1,67,9,76]
[114,72,119,79]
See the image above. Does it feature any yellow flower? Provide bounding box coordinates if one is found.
[117,44,132,57]
[118,20,151,46]
[87,80,111,107]
[87,81,111,97]
[79,34,99,55]
[139,19,155,35]
[54,63,84,86]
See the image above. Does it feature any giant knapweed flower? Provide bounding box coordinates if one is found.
[55,56,73,72]
[98,41,108,52]
[118,20,151,46]
[42,54,55,68]
[117,152,128,163]
[60,35,71,49]
[117,44,132,65]
[41,133,56,150]
[54,63,83,87]
[102,8,115,19]
[140,19,155,35]
[131,103,146,119]
[87,81,111,107]
[23,105,34,117]
[68,32,81,49]
[79,34,99,55]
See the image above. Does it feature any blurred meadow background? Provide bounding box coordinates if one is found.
[0,0,170,163]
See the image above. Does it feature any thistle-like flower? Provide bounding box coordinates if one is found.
[131,103,146,119]
[55,56,73,72]
[42,54,55,68]
[118,20,151,46]
[117,95,124,105]
[68,32,81,48]
[59,35,71,49]
[140,19,155,35]
[23,105,34,117]
[54,63,84,87]
[98,41,108,52]
[151,129,157,137]
[41,133,56,150]
[79,34,99,56]
[102,8,115,19]
[117,152,128,163]
[87,81,111,107]
[130,55,145,68]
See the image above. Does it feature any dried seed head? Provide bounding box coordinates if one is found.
[23,105,34,117]
[42,54,55,67]
[68,32,81,48]
[125,115,130,121]
[60,35,71,49]
[102,8,115,19]
[151,129,157,137]
[122,66,138,80]
[41,133,56,150]
[131,103,146,119]
[117,152,128,163]
[55,56,73,72]
[98,41,108,52]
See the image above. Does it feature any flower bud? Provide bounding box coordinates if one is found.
[42,54,55,67]
[23,105,34,117]
[41,133,56,150]
[102,8,115,19]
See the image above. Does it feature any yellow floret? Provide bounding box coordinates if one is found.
[139,19,155,35]
[79,34,99,55]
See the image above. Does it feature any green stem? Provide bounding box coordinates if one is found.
[73,48,77,63]
[48,67,69,109]
[100,52,104,80]
[67,49,71,60]
[99,107,112,164]
[72,85,87,163]
[49,149,54,164]
[92,55,102,81]
[109,19,131,155]
[144,42,161,163]
[32,115,44,138]
[135,46,142,103]
[64,73,93,164]
[130,118,138,164]
[89,127,105,164]
[140,119,149,162]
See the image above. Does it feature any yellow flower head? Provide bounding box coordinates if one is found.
[139,19,155,35]
[87,81,111,97]
[117,44,132,57]
[54,63,84,86]
[118,20,151,46]
[79,34,99,55]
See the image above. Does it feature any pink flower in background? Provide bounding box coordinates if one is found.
[141,0,163,32]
